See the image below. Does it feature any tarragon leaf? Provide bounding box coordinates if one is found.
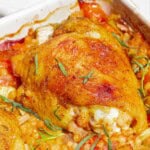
[80,71,94,84]
[112,32,130,48]
[38,129,63,143]
[103,125,112,150]
[53,107,61,121]
[75,134,96,150]
[44,119,62,131]
[55,59,68,77]
[90,134,101,150]
[0,95,40,119]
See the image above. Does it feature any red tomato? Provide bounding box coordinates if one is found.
[0,38,24,51]
[78,0,107,23]
[0,39,24,87]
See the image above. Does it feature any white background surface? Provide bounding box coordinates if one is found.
[0,0,150,21]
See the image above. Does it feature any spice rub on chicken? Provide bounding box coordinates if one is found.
[11,17,147,137]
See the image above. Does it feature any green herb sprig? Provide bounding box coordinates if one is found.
[0,95,40,119]
[112,32,131,48]
[75,134,96,150]
[80,71,94,84]
[140,61,150,97]
[55,59,68,77]
[103,125,112,150]
[132,56,149,73]
[53,107,61,121]
[44,119,62,131]
[90,134,101,150]
[38,128,63,143]
[132,60,144,74]
[112,32,129,48]
[34,54,39,75]
[132,56,150,97]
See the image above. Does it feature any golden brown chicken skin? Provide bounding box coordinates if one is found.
[12,17,147,134]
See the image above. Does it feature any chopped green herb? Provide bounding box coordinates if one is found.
[75,134,96,150]
[132,56,150,97]
[90,134,101,150]
[132,59,148,76]
[44,119,62,131]
[134,55,149,61]
[133,67,140,74]
[112,32,129,48]
[132,60,144,73]
[34,54,39,75]
[38,129,63,143]
[53,107,61,121]
[103,125,112,150]
[55,59,68,77]
[140,61,150,97]
[0,95,40,119]
[80,71,94,84]
[138,88,144,97]
[132,56,149,73]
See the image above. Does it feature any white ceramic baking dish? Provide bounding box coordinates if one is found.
[0,0,149,43]
[0,0,78,43]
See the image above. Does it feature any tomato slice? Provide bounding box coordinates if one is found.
[78,0,107,23]
[0,39,24,87]
[0,38,24,51]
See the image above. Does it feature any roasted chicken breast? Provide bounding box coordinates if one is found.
[12,17,147,136]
